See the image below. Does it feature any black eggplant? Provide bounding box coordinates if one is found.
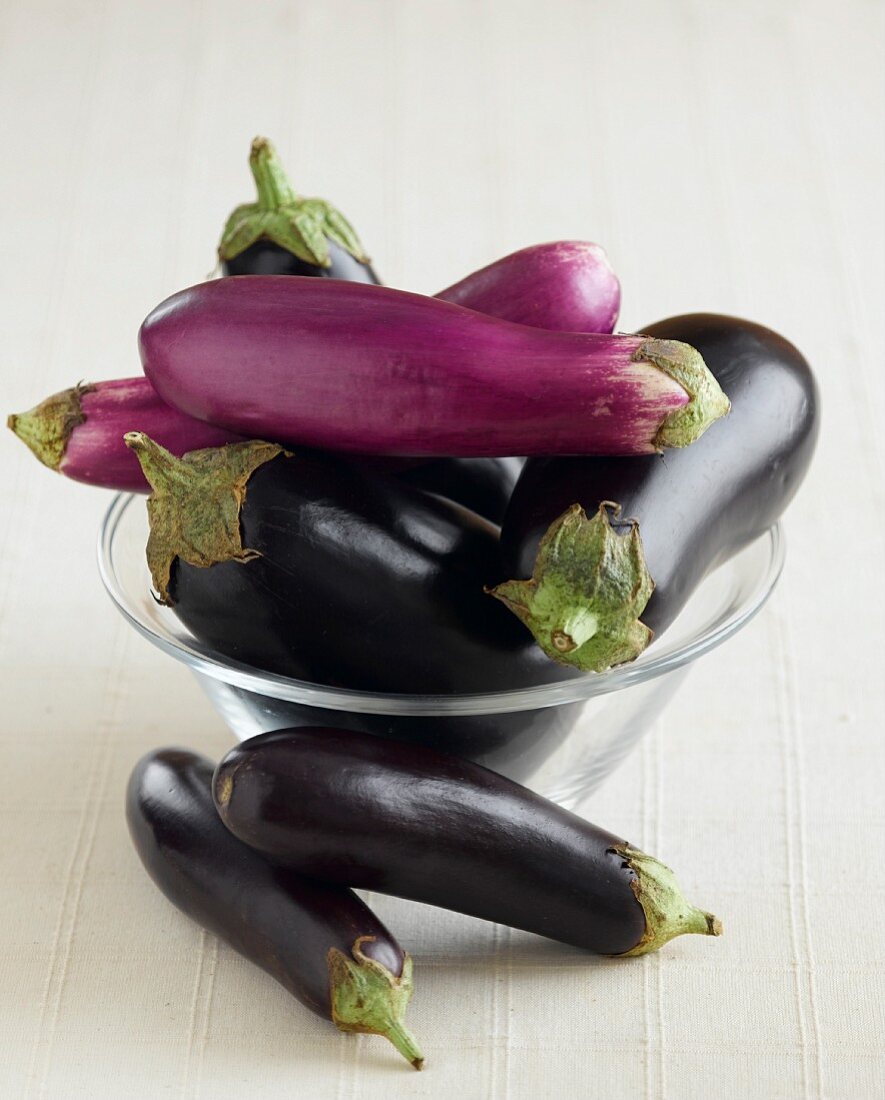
[218,137,379,283]
[127,434,577,780]
[493,314,819,672]
[214,729,721,956]
[127,748,423,1068]
[395,457,523,525]
[126,434,571,695]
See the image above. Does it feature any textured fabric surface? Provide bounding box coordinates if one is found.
[1,1,883,1097]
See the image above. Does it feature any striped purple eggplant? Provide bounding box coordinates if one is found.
[140,278,729,458]
[7,378,245,491]
[437,241,620,333]
[9,242,620,492]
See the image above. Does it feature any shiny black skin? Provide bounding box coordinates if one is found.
[215,729,647,955]
[501,314,819,638]
[169,451,573,695]
[205,691,582,784]
[126,749,404,1019]
[397,457,523,526]
[222,238,380,282]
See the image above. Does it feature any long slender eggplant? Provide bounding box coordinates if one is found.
[6,378,518,520]
[214,728,721,956]
[10,244,611,499]
[140,278,729,457]
[6,378,516,518]
[219,137,379,283]
[125,433,572,693]
[7,379,245,491]
[127,748,423,1068]
[436,241,620,333]
[493,314,819,672]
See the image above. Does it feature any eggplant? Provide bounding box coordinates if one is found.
[218,137,379,283]
[10,242,613,501]
[214,728,721,956]
[5,378,516,521]
[126,432,570,695]
[493,314,819,672]
[5,378,516,519]
[436,241,620,333]
[127,748,423,1068]
[395,456,523,525]
[141,277,729,457]
[7,378,245,492]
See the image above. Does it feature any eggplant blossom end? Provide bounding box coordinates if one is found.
[328,938,424,1070]
[124,433,284,605]
[7,383,94,471]
[615,845,722,956]
[489,503,654,673]
[635,338,731,449]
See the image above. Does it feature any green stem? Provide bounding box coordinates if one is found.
[328,938,424,1070]
[636,338,731,449]
[615,845,723,956]
[218,136,368,266]
[488,503,655,673]
[249,136,299,209]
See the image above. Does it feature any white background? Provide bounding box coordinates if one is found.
[1,1,883,1097]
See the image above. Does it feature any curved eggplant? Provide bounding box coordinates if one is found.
[140,277,729,457]
[125,433,573,693]
[214,728,721,956]
[493,314,819,672]
[127,748,422,1068]
[218,137,379,283]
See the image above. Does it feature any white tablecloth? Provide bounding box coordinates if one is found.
[2,2,883,1097]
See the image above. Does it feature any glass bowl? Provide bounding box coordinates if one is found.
[98,494,784,805]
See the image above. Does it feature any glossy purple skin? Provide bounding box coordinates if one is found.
[437,241,620,333]
[215,728,646,955]
[45,244,619,492]
[128,749,405,1019]
[63,378,244,491]
[140,278,688,458]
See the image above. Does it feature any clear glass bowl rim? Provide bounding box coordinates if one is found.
[97,492,784,717]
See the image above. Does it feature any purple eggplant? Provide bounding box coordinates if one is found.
[140,277,729,457]
[127,748,423,1068]
[493,314,819,672]
[9,242,615,501]
[214,728,722,956]
[436,241,620,333]
[219,137,379,284]
[7,378,245,492]
[6,375,517,521]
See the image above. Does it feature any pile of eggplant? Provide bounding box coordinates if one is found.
[10,137,818,1069]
